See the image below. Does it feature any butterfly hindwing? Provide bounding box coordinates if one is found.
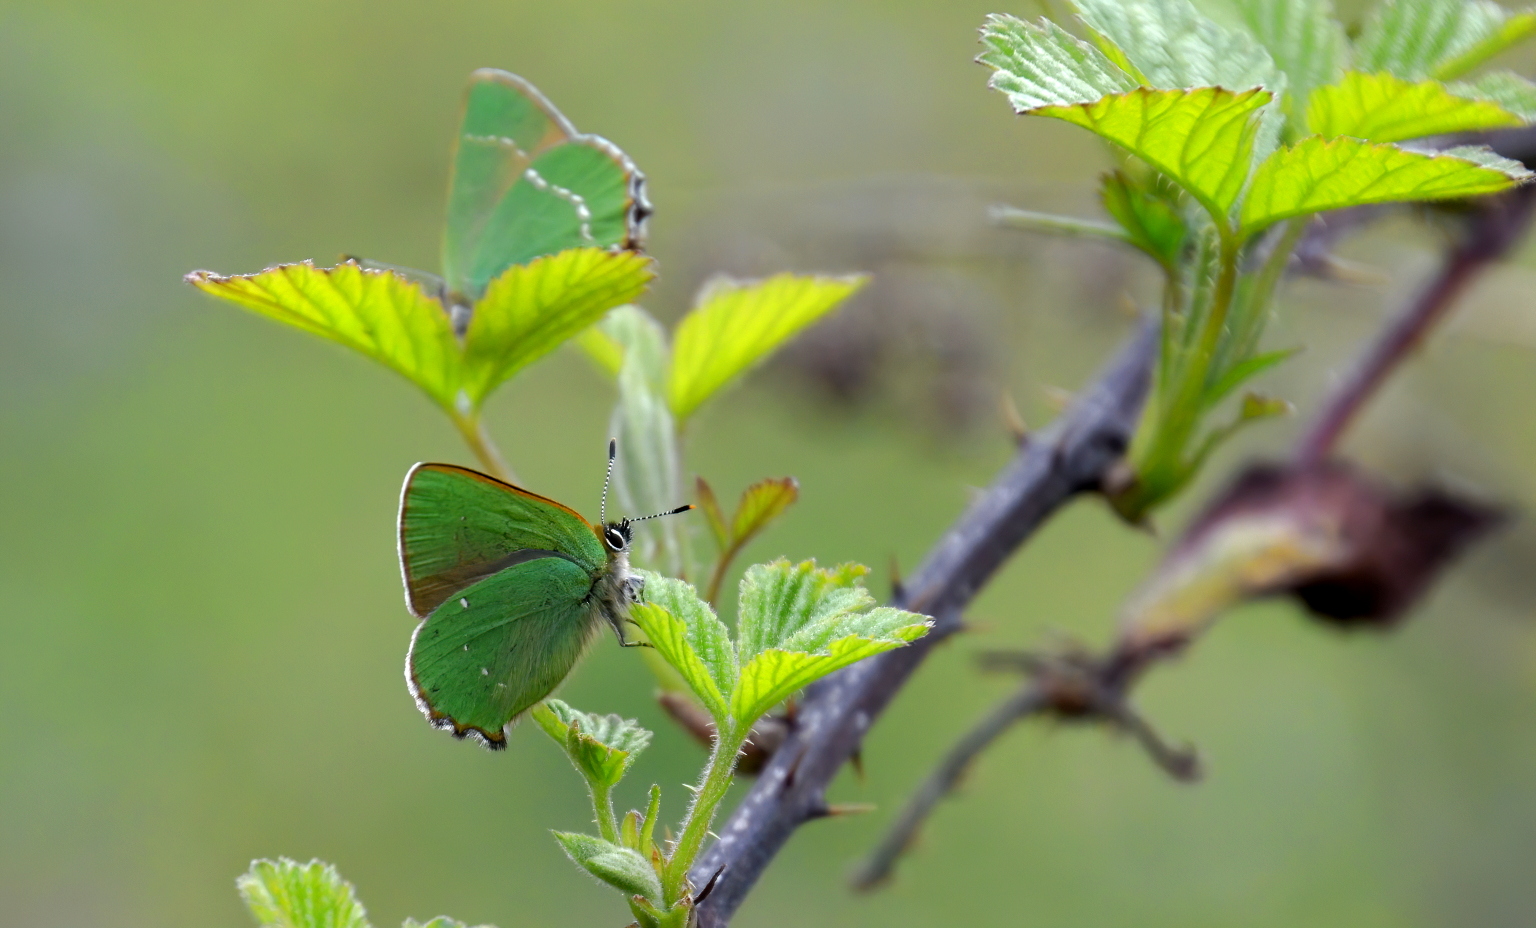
[442,69,648,302]
[398,463,605,618]
[407,555,602,749]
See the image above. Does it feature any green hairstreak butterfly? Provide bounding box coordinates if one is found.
[399,441,691,749]
[439,69,651,327]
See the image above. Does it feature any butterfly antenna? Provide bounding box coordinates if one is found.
[629,504,696,523]
[602,438,617,525]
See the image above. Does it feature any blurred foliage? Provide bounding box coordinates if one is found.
[5,2,1536,928]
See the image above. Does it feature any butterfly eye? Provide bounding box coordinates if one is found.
[604,527,627,551]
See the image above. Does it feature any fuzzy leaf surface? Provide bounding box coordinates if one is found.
[629,574,736,718]
[1454,70,1536,120]
[1234,0,1345,121]
[1355,0,1536,80]
[462,248,655,408]
[1074,0,1279,90]
[238,859,370,928]
[1307,71,1523,143]
[531,699,652,788]
[735,560,875,661]
[668,273,866,421]
[552,832,663,901]
[731,618,929,725]
[187,263,461,411]
[978,14,1137,110]
[1240,137,1530,234]
[1036,87,1272,221]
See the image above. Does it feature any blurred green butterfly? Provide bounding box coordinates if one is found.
[399,441,691,749]
[362,68,651,329]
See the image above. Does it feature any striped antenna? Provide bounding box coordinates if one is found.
[627,504,696,524]
[601,438,617,525]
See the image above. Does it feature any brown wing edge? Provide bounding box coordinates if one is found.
[397,462,600,619]
[403,629,510,751]
[465,69,652,253]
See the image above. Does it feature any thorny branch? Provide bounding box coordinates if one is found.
[848,181,1536,891]
[688,322,1157,925]
[687,128,1536,924]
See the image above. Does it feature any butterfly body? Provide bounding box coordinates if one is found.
[399,462,648,749]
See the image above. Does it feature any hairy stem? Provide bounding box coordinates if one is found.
[591,781,620,845]
[666,726,746,906]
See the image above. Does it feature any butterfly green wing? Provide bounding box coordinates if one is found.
[441,69,650,302]
[407,555,601,748]
[398,463,607,618]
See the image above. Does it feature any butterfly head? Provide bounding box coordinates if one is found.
[602,521,633,553]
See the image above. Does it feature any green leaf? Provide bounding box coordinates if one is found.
[403,918,494,928]
[187,263,462,412]
[1100,170,1188,269]
[628,574,737,719]
[1355,0,1536,81]
[531,698,652,789]
[730,619,929,725]
[1035,87,1273,222]
[1204,347,1300,408]
[1307,71,1524,143]
[1452,69,1536,120]
[552,832,663,901]
[978,14,1137,110]
[1240,137,1530,235]
[694,476,730,552]
[1073,0,1281,90]
[237,859,370,928]
[1233,0,1346,123]
[729,478,800,549]
[461,248,655,408]
[667,273,866,422]
[735,560,876,662]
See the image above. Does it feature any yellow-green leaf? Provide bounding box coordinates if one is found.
[238,859,370,928]
[461,248,656,408]
[1307,71,1523,143]
[730,477,799,548]
[1035,87,1273,222]
[667,273,867,422]
[730,623,928,724]
[1239,136,1531,236]
[186,262,462,411]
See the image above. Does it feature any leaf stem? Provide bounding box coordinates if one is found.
[664,726,745,906]
[590,781,620,845]
[450,409,515,483]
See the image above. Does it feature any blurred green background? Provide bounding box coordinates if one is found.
[4,1,1536,926]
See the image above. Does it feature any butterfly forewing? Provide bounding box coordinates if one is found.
[441,69,648,302]
[407,555,602,748]
[398,463,605,618]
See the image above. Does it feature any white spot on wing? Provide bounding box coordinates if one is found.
[460,598,470,609]
[521,167,594,242]
[463,134,531,161]
[480,667,489,676]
